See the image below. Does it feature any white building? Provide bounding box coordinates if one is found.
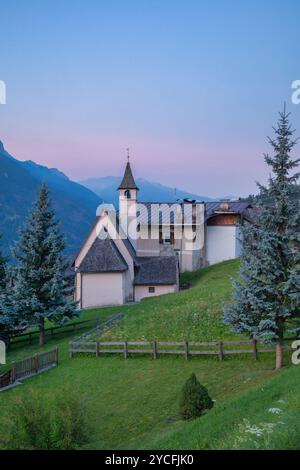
[73,161,252,308]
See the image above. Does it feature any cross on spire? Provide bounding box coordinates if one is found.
[126,147,130,161]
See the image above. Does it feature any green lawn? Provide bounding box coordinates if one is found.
[97,258,244,342]
[0,259,296,450]
[147,364,300,450]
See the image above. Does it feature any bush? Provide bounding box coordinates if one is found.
[179,373,213,420]
[2,387,91,450]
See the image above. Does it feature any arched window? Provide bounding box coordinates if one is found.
[124,190,131,199]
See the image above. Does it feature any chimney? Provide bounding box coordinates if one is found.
[220,200,230,211]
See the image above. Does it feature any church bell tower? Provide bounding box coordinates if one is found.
[118,151,139,244]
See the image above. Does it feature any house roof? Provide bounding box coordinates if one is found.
[118,162,139,190]
[136,201,252,225]
[205,201,251,220]
[78,237,128,273]
[134,256,178,285]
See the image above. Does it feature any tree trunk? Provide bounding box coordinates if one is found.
[39,322,45,347]
[275,339,283,370]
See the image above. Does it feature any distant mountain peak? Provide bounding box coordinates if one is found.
[80,175,217,206]
[22,159,70,182]
[0,140,5,152]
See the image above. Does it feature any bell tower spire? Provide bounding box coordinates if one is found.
[118,151,139,244]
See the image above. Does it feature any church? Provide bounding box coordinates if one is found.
[73,161,252,308]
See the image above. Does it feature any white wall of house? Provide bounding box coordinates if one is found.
[134,284,177,302]
[205,225,238,265]
[74,214,135,304]
[81,272,124,308]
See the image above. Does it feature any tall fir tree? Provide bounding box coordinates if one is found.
[224,107,300,369]
[11,183,78,346]
[0,236,6,290]
[0,237,17,342]
[0,235,9,340]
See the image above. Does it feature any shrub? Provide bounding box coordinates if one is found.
[179,373,213,420]
[52,389,90,449]
[3,387,91,450]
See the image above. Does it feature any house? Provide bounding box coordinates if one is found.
[73,160,252,308]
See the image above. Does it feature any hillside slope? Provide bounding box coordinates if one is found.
[99,259,242,342]
[148,364,299,450]
[1,260,291,450]
[0,141,101,255]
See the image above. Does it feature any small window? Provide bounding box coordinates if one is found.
[148,286,155,293]
[163,235,172,245]
[124,190,131,199]
[159,225,175,245]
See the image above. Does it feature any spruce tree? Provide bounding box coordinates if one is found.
[179,373,214,420]
[11,184,78,346]
[0,236,6,290]
[224,107,300,369]
[0,236,9,341]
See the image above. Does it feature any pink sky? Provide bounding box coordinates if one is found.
[2,129,270,198]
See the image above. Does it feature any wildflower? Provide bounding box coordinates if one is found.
[268,407,282,414]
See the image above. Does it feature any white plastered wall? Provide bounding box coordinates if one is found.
[205,225,237,265]
[81,272,124,308]
[134,285,177,302]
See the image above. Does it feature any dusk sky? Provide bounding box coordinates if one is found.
[1,0,300,197]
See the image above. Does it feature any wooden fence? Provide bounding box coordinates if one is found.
[0,347,59,391]
[69,339,287,360]
[7,317,104,347]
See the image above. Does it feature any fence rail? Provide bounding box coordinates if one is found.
[69,339,289,360]
[8,317,105,347]
[0,348,59,391]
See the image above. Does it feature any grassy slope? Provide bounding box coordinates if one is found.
[92,259,243,342]
[148,365,300,450]
[0,260,295,450]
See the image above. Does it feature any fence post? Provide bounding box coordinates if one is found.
[185,341,189,360]
[96,341,100,357]
[34,353,39,373]
[29,332,32,345]
[11,362,16,384]
[253,339,258,360]
[69,342,73,358]
[153,341,157,359]
[124,341,128,359]
[55,347,59,365]
[219,341,224,360]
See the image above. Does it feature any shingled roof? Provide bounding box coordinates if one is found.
[205,201,251,220]
[136,201,252,224]
[134,256,178,285]
[78,237,128,273]
[118,161,139,190]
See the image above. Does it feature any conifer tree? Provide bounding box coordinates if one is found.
[179,373,213,420]
[11,184,78,346]
[0,236,6,290]
[0,236,9,341]
[224,107,300,369]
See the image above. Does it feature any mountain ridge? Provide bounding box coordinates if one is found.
[0,140,238,256]
[0,141,101,256]
[80,176,227,207]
